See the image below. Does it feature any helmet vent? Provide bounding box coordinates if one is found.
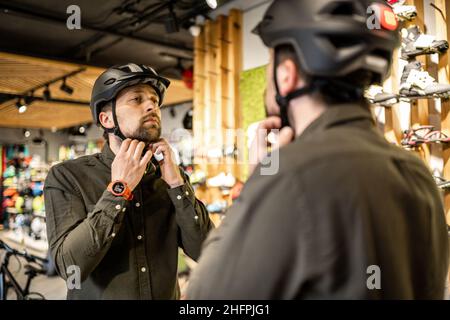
[104,78,116,85]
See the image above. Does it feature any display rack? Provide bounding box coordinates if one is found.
[1,144,48,252]
[381,0,450,226]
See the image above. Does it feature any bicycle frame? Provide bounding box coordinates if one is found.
[0,240,47,300]
[0,252,28,300]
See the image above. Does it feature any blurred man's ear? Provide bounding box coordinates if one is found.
[99,109,114,129]
[276,58,303,97]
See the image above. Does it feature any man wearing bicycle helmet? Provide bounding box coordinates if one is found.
[187,0,449,299]
[44,63,213,299]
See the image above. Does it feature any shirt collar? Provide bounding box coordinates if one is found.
[298,103,375,141]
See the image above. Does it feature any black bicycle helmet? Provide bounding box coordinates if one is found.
[90,63,170,140]
[253,0,400,127]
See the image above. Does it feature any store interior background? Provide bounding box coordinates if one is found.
[1,0,450,299]
[0,0,274,299]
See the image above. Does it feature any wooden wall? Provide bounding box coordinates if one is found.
[193,9,243,181]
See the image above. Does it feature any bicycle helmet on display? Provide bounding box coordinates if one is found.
[253,0,400,127]
[90,63,171,140]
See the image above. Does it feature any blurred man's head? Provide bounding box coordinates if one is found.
[255,0,400,126]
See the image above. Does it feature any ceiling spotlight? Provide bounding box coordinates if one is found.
[60,78,74,95]
[16,99,27,113]
[43,85,51,101]
[19,105,27,113]
[189,25,201,37]
[23,129,31,138]
[206,0,217,9]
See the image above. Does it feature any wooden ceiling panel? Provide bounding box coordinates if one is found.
[0,100,92,130]
[0,54,77,94]
[0,52,193,130]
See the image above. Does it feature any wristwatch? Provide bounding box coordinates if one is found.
[107,180,134,201]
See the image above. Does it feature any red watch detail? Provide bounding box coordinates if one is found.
[107,180,134,201]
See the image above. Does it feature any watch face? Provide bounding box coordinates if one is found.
[112,182,125,194]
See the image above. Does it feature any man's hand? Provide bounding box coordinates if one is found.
[111,139,153,191]
[150,139,184,188]
[248,117,294,175]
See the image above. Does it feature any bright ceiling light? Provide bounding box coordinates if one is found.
[206,0,217,9]
[189,25,201,37]
[19,105,28,113]
[16,99,27,113]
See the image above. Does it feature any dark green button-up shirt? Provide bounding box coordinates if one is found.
[44,143,213,300]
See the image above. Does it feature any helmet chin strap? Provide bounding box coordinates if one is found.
[104,99,127,141]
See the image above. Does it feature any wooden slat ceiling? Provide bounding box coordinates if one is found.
[0,52,193,129]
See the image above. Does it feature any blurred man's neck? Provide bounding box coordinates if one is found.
[289,95,327,137]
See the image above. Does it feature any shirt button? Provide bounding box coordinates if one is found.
[135,202,141,208]
[122,207,126,212]
[194,215,199,220]
[185,191,189,196]
[177,195,182,200]
[141,267,146,273]
[137,235,143,240]
[115,204,121,210]
[111,233,116,238]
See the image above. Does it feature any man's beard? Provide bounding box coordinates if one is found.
[129,125,161,144]
[128,123,161,144]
